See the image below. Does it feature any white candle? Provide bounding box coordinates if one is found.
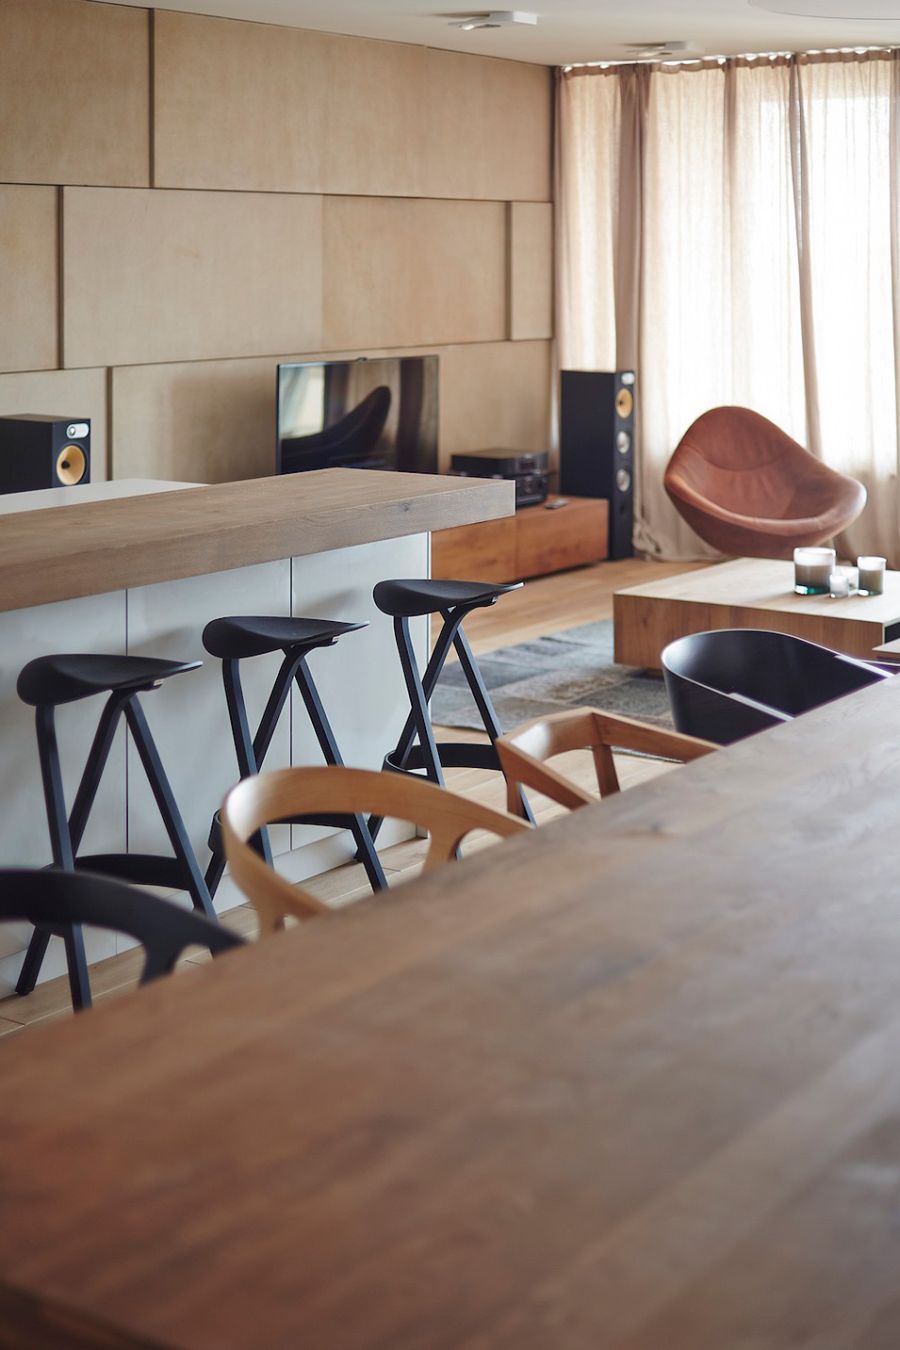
[857,556,886,596]
[794,547,835,595]
[828,569,850,597]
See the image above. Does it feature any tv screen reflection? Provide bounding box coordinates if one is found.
[277,356,438,475]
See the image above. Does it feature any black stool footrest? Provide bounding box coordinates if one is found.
[74,854,192,891]
[384,741,501,775]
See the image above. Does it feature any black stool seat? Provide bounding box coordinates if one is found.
[17,654,201,708]
[373,578,521,619]
[202,615,363,661]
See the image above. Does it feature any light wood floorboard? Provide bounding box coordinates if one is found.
[0,558,700,1031]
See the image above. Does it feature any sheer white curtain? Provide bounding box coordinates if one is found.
[557,51,900,562]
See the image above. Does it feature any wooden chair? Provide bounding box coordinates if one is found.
[221,765,531,935]
[496,708,716,818]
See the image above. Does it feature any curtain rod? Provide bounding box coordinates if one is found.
[562,45,898,73]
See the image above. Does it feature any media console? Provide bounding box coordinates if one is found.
[432,495,609,583]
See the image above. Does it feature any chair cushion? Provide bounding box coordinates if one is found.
[373,578,522,618]
[202,615,364,660]
[17,654,200,707]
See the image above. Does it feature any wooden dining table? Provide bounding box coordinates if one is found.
[3,676,900,1348]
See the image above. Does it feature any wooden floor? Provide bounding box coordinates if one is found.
[0,556,703,1035]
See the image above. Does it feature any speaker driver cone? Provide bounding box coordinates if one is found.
[56,444,87,486]
[616,467,632,493]
[615,388,634,419]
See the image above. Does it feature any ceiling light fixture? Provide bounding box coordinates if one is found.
[624,39,696,59]
[450,11,539,31]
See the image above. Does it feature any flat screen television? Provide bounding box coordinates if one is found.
[276,355,439,475]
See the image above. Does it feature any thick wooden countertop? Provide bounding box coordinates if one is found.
[2,677,900,1346]
[0,469,513,613]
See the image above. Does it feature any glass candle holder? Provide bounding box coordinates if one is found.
[829,569,850,598]
[794,547,836,595]
[857,556,886,597]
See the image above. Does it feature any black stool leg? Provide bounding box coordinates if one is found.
[365,609,466,849]
[205,657,290,895]
[393,616,445,787]
[67,693,128,855]
[62,925,91,1013]
[34,704,75,868]
[17,705,92,1008]
[451,620,534,824]
[384,609,466,776]
[292,660,388,892]
[123,697,215,919]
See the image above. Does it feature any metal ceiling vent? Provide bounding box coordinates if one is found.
[450,11,539,31]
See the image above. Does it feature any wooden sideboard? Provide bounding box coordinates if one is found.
[432,494,608,583]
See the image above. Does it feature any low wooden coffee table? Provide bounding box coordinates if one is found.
[614,557,900,669]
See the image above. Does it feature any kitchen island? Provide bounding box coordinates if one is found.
[0,469,512,989]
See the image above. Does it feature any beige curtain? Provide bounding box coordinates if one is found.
[557,51,900,563]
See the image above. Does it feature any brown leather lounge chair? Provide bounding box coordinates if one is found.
[664,406,866,558]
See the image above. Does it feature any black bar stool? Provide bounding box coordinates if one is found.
[202,615,387,896]
[15,653,214,1011]
[372,578,535,829]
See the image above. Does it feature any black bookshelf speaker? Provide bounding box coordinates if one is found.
[0,415,91,496]
[559,370,636,559]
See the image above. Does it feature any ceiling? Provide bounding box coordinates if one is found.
[106,0,900,66]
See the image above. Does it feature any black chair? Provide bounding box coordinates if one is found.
[661,628,893,745]
[15,652,214,1011]
[202,615,386,897]
[371,578,534,833]
[1,868,243,1008]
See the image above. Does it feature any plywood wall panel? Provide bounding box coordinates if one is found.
[113,347,419,485]
[151,9,549,201]
[111,340,549,484]
[323,197,507,351]
[63,188,323,368]
[154,12,429,199]
[0,0,148,187]
[422,51,552,203]
[0,186,57,373]
[0,368,108,480]
[509,202,554,340]
[152,11,329,192]
[111,357,283,484]
[322,37,427,198]
[439,340,552,468]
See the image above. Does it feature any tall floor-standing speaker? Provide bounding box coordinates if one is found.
[559,370,635,559]
[0,415,91,495]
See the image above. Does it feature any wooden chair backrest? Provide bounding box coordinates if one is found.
[495,707,716,818]
[221,765,531,935]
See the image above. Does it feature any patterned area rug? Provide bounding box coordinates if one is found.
[431,619,673,731]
